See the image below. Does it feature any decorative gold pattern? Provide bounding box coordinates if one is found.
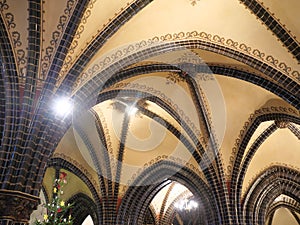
[0,0,27,78]
[74,31,299,91]
[41,0,77,79]
[166,72,185,85]
[58,1,136,84]
[59,0,96,81]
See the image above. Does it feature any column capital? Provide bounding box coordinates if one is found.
[0,190,40,222]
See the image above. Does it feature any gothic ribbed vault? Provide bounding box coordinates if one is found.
[0,0,299,224]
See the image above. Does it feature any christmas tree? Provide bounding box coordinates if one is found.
[35,172,73,225]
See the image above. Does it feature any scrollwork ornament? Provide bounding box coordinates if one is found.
[68,40,78,54]
[213,35,225,44]
[50,31,60,46]
[5,12,15,29]
[111,50,123,61]
[291,71,300,81]
[82,9,91,24]
[64,0,75,16]
[16,49,26,64]
[199,31,211,41]
[161,33,173,41]
[166,72,184,85]
[75,30,299,91]
[239,43,251,53]
[0,0,9,11]
[226,38,239,48]
[252,49,265,59]
[173,32,185,40]
[266,55,279,66]
[12,31,21,47]
[120,44,133,55]
[57,15,67,31]
[76,25,84,39]
[278,62,292,73]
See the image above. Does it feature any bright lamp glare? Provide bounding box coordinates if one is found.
[53,97,73,118]
[127,105,138,116]
[175,199,198,211]
[189,200,198,208]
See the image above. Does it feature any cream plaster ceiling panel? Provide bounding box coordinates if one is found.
[242,128,300,195]
[192,49,253,68]
[103,73,202,139]
[71,61,292,188]
[191,49,276,82]
[271,207,299,225]
[116,101,204,185]
[92,101,123,177]
[41,0,77,80]
[88,72,208,190]
[42,168,94,209]
[258,0,300,43]
[62,0,135,75]
[215,76,281,177]
[42,0,70,43]
[90,0,299,75]
[43,167,56,199]
[56,126,96,171]
[2,0,28,77]
[61,169,94,200]
[55,128,100,191]
[8,0,28,45]
[243,120,274,160]
[123,125,192,166]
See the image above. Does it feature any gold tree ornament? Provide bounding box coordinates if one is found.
[35,172,73,225]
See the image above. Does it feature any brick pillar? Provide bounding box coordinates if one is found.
[0,190,39,224]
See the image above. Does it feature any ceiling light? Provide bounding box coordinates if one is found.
[53,97,73,118]
[175,198,198,211]
[127,105,138,116]
[112,98,139,117]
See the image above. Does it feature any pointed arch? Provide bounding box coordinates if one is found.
[47,158,102,224]
[117,160,220,225]
[243,166,300,224]
[66,193,99,225]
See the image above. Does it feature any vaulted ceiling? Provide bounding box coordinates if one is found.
[1,0,299,224]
